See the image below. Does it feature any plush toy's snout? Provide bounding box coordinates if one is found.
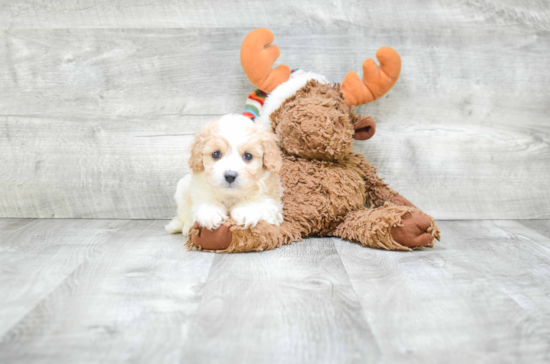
[353,116,376,140]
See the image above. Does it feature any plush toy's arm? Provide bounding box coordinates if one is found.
[354,156,413,208]
[355,156,441,245]
[357,157,419,208]
[355,156,394,206]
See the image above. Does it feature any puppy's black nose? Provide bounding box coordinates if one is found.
[224,171,238,183]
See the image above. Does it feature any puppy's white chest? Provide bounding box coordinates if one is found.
[221,196,244,211]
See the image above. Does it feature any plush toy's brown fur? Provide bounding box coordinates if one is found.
[188,80,440,252]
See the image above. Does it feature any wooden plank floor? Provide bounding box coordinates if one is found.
[0,219,549,363]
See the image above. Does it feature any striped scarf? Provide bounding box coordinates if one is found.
[243,69,299,121]
[242,89,268,120]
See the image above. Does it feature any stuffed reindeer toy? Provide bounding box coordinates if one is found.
[188,28,440,252]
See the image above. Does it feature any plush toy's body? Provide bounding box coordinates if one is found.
[187,29,440,252]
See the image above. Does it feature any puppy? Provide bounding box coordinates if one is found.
[165,114,284,236]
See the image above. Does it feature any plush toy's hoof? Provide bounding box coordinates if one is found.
[391,211,435,248]
[190,222,233,251]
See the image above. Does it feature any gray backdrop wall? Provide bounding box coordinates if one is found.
[1,0,549,220]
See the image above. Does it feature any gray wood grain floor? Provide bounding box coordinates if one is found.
[1,219,549,363]
[1,0,549,220]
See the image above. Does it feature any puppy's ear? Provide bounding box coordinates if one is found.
[261,128,283,173]
[189,118,220,172]
[188,134,205,172]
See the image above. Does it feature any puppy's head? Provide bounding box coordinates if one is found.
[188,114,282,194]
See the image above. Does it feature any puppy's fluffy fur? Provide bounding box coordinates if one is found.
[165,114,284,236]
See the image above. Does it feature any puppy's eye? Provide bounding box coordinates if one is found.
[243,152,253,161]
[212,151,221,159]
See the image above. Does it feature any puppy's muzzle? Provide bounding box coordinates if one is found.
[224,171,238,184]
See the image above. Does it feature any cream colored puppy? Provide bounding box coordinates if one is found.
[165,114,284,236]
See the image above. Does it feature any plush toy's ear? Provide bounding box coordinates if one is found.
[353,115,376,140]
[188,134,205,172]
[341,47,401,106]
[261,128,283,173]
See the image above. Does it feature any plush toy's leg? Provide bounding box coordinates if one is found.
[333,203,440,251]
[186,219,302,253]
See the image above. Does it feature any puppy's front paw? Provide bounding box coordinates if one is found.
[194,205,228,230]
[231,207,261,229]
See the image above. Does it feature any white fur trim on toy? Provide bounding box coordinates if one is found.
[255,70,328,129]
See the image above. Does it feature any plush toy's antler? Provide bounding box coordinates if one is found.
[341,47,401,106]
[240,28,291,93]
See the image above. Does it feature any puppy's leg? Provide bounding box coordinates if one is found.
[165,217,184,234]
[192,201,228,230]
[231,197,283,229]
[165,175,194,235]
